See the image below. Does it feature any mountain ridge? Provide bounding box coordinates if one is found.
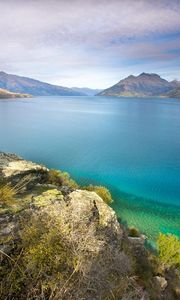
[0,71,85,96]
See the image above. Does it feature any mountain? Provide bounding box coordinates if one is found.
[98,73,180,98]
[0,88,31,99]
[72,87,103,96]
[0,71,84,96]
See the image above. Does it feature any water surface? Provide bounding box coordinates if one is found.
[0,96,180,241]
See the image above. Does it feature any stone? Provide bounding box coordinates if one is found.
[154,276,168,290]
[0,222,15,235]
[68,189,122,232]
[128,234,146,245]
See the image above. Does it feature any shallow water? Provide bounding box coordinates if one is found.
[0,96,180,240]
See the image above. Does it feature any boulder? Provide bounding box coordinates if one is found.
[27,189,134,299]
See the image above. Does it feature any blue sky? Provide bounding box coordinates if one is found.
[0,0,180,88]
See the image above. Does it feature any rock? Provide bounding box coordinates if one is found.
[0,223,15,235]
[68,190,122,233]
[0,152,48,190]
[30,189,133,299]
[128,234,146,245]
[154,276,168,290]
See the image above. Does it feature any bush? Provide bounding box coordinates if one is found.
[128,227,140,237]
[157,233,180,268]
[1,210,76,299]
[47,169,79,189]
[0,182,16,206]
[83,185,113,205]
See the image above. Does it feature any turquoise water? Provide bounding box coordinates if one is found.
[0,96,180,240]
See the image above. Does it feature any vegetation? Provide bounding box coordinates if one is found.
[0,199,132,299]
[1,158,180,299]
[47,169,113,205]
[157,233,180,268]
[0,182,16,206]
[1,211,75,299]
[47,169,78,189]
[128,227,140,237]
[83,184,113,205]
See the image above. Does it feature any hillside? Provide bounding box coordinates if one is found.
[98,73,180,98]
[0,71,84,96]
[168,87,180,98]
[0,88,31,99]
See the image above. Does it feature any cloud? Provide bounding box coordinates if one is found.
[0,0,180,87]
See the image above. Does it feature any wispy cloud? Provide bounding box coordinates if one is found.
[0,0,180,87]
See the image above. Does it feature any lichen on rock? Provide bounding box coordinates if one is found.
[32,189,63,208]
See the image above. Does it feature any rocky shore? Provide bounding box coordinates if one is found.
[0,152,179,299]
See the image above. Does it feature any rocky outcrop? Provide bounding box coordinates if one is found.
[0,152,48,189]
[0,153,150,299]
[24,188,146,299]
[1,153,178,300]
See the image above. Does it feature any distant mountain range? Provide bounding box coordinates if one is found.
[0,71,101,97]
[72,87,103,96]
[98,73,180,98]
[0,88,31,99]
[1,71,180,99]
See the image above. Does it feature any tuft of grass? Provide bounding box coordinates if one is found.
[0,183,17,206]
[47,169,79,189]
[83,185,113,205]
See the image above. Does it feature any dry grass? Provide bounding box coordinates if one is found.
[0,183,17,206]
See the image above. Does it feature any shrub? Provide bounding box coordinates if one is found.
[0,182,16,206]
[157,233,180,268]
[47,169,79,189]
[83,185,113,205]
[128,227,140,237]
[1,210,76,299]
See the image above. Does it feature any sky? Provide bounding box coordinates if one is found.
[0,0,180,88]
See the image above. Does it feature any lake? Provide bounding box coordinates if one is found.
[0,96,180,242]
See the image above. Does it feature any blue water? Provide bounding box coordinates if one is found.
[0,96,180,240]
